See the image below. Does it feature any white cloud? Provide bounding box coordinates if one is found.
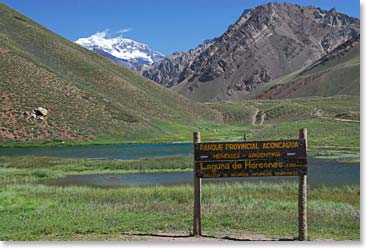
[118,28,132,34]
[88,28,132,39]
[92,29,109,38]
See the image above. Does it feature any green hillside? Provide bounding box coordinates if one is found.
[210,95,359,157]
[0,3,221,145]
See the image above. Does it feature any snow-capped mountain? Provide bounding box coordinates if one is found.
[75,32,164,69]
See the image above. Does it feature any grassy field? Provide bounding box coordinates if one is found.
[0,156,360,241]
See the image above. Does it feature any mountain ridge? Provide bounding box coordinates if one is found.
[141,2,359,102]
[254,35,360,99]
[140,38,217,87]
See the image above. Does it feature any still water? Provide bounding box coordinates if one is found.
[48,158,359,187]
[0,143,193,160]
[0,143,359,187]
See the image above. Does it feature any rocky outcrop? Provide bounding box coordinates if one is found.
[23,107,48,120]
[141,3,360,101]
[140,39,216,87]
[301,35,360,74]
[254,36,360,100]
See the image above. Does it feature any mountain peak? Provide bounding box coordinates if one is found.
[329,7,337,14]
[75,33,164,69]
[140,3,359,102]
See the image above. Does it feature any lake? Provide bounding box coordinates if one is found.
[0,143,193,160]
[47,158,359,187]
[0,143,359,187]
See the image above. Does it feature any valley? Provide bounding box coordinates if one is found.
[0,2,360,158]
[0,1,361,242]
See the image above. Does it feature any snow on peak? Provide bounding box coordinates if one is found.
[75,31,164,66]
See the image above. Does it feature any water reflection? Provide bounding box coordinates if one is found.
[48,158,359,187]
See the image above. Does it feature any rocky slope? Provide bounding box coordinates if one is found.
[254,35,360,99]
[140,39,216,87]
[141,3,360,102]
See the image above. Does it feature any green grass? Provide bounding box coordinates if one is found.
[252,119,359,147]
[0,156,193,182]
[206,96,360,158]
[0,182,359,241]
[0,156,360,241]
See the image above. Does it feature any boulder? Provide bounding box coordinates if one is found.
[33,107,48,116]
[311,109,323,117]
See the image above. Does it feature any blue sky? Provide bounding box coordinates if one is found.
[2,0,360,55]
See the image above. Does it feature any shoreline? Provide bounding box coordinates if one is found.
[0,140,193,148]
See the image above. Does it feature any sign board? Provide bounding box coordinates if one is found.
[192,130,308,240]
[194,139,307,178]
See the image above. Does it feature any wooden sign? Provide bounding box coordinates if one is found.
[194,139,307,178]
[196,158,307,178]
[192,130,308,240]
[194,139,306,161]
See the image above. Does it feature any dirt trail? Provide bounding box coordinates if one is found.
[334,118,359,123]
[117,232,291,241]
[259,111,266,126]
[322,117,360,123]
[251,107,259,126]
[251,107,265,126]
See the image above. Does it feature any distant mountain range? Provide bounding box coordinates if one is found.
[73,3,360,103]
[75,33,164,69]
[140,2,360,102]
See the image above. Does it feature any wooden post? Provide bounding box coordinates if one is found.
[298,128,308,241]
[193,131,202,237]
